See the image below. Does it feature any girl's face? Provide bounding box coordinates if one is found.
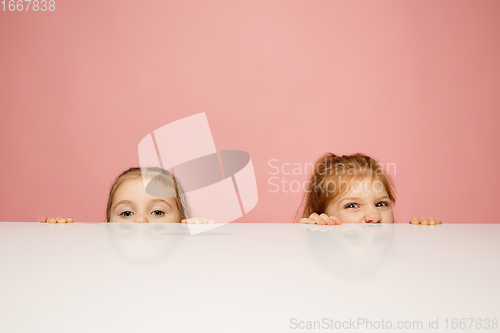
[109,177,181,223]
[324,178,394,223]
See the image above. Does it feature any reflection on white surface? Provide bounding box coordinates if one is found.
[0,223,499,333]
[304,223,395,282]
[107,223,186,265]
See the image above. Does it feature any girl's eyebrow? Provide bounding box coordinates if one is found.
[338,197,359,203]
[338,195,390,203]
[149,198,173,208]
[113,200,133,210]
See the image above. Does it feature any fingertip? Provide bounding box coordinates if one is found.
[309,213,321,224]
[329,216,341,225]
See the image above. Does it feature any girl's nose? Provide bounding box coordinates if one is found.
[134,215,148,223]
[364,210,382,223]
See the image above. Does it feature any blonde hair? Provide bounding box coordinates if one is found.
[298,153,396,219]
[106,167,189,222]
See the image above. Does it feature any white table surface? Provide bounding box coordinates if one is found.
[1,223,499,333]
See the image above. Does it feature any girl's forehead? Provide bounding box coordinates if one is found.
[113,178,145,199]
[144,175,177,198]
[337,177,389,198]
[112,179,177,206]
[115,177,175,200]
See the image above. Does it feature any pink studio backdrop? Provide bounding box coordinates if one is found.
[1,0,499,223]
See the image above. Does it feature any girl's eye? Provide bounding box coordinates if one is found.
[376,201,389,207]
[151,210,165,217]
[345,203,359,209]
[119,224,134,230]
[151,224,166,231]
[343,231,361,241]
[120,211,133,217]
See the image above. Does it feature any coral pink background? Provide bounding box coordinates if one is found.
[1,0,499,223]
